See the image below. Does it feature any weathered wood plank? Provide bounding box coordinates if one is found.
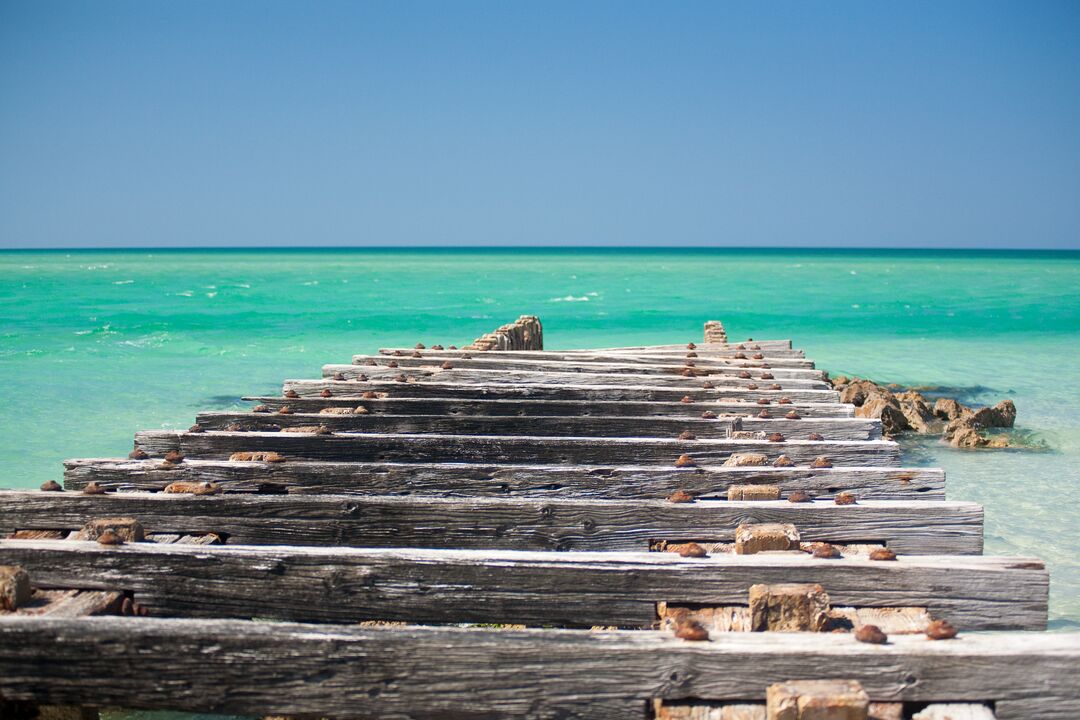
[0,619,1075,719]
[0,541,1045,629]
[317,366,832,390]
[195,412,879,441]
[0,492,981,554]
[283,379,840,404]
[241,397,857,418]
[63,459,944,499]
[132,431,900,466]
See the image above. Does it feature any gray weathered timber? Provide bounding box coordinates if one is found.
[0,541,1044,629]
[347,356,827,380]
[0,492,980,554]
[2,619,1076,719]
[63,459,944,499]
[241,396,857,418]
[319,366,831,390]
[282,379,840,404]
[132,431,900,466]
[195,412,879,441]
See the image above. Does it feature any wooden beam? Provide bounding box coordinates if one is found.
[282,380,840,404]
[0,619,1074,718]
[240,397,857,418]
[0,541,1045,629]
[195,412,879,441]
[0,492,982,554]
[63,459,943,499]
[132,431,901,466]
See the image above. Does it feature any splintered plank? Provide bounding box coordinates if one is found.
[0,492,982,554]
[0,541,1045,629]
[132,431,901,466]
[241,396,857,418]
[281,379,840,404]
[63,459,945,499]
[2,589,125,617]
[195,412,879,441]
[0,619,1075,719]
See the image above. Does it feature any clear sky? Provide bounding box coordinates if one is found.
[1,1,1078,249]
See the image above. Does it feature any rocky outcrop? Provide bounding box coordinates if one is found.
[829,375,1017,449]
[466,316,543,351]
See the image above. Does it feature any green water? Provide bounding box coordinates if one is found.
[2,248,1079,717]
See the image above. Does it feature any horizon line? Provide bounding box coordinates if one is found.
[1,245,1079,254]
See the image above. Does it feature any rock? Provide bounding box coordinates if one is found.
[945,418,988,448]
[972,400,1016,428]
[856,394,909,435]
[933,397,971,421]
[895,390,940,434]
[839,380,879,406]
[986,436,1010,448]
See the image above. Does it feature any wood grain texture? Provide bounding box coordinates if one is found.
[62,459,942,498]
[0,541,1045,628]
[195,412,879,441]
[132,431,901,466]
[0,491,981,554]
[0,619,1075,718]
[240,396,857,418]
[282,379,839,404]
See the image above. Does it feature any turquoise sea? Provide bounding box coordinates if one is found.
[2,248,1079,719]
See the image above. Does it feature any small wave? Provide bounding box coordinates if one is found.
[303,280,319,286]
[549,295,590,302]
[113,280,134,285]
[174,291,194,297]
[206,291,218,298]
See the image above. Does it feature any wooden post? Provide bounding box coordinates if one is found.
[749,583,830,632]
[728,485,782,501]
[73,517,145,543]
[0,565,31,611]
[736,523,801,554]
[705,320,728,344]
[766,680,869,719]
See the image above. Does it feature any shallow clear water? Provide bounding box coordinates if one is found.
[2,248,1079,717]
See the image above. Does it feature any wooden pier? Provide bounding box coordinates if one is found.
[0,315,1076,719]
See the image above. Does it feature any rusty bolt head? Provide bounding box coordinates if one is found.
[321,389,333,398]
[677,542,708,558]
[393,350,403,356]
[163,451,184,463]
[354,405,369,414]
[83,482,107,495]
[702,381,714,389]
[388,360,399,368]
[758,409,771,418]
[97,531,124,546]
[834,492,857,505]
[869,548,898,561]
[411,351,422,358]
[811,542,840,559]
[686,342,697,350]
[855,624,888,644]
[333,372,346,381]
[761,363,771,369]
[686,351,698,358]
[40,480,63,492]
[674,620,709,641]
[128,448,149,460]
[752,353,764,360]
[278,406,293,415]
[284,389,299,399]
[773,454,794,467]
[415,343,425,349]
[778,397,792,404]
[807,432,825,442]
[925,619,958,640]
[674,454,696,468]
[356,374,369,382]
[188,425,204,434]
[810,455,832,468]
[252,405,270,413]
[760,372,774,380]
[362,391,378,399]
[449,345,458,350]
[684,360,696,367]
[701,410,717,419]
[441,361,454,370]
[678,430,697,441]
[680,396,694,404]
[734,352,747,359]
[767,432,785,442]
[788,490,813,503]
[770,384,782,390]
[394,374,408,382]
[738,371,751,379]
[756,398,770,405]
[668,489,695,503]
[746,383,759,391]
[736,344,745,350]
[365,358,377,366]
[681,368,696,377]
[785,410,801,420]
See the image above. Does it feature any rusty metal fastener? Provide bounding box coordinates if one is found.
[393,350,403,356]
[388,360,399,368]
[738,371,751,379]
[770,384,782,390]
[674,620,709,641]
[834,492,856,505]
[702,381,714,389]
[701,410,717,419]
[785,410,801,420]
[788,490,813,503]
[83,482,107,495]
[811,542,839,559]
[808,433,825,442]
[333,372,346,381]
[687,342,696,350]
[680,396,694,404]
[97,531,124,546]
[354,405,369,414]
[773,454,794,467]
[278,406,293,414]
[394,374,408,382]
[40,480,63,492]
[778,397,792,404]
[441,361,454,370]
[668,489,695,503]
[432,345,444,350]
[734,352,746,359]
[412,351,422,358]
[448,345,457,350]
[677,543,708,558]
[869,548,897,561]
[810,455,832,468]
[321,389,333,398]
[674,454,696,468]
[684,360,696,367]
[356,374,369,382]
[686,351,698,358]
[362,391,378,399]
[747,383,759,390]
[415,343,425,349]
[757,398,770,405]
[678,430,697,441]
[284,389,299,398]
[925,619,958,640]
[252,405,270,413]
[365,358,377,366]
[752,353,764,360]
[855,624,888,644]
[129,447,150,459]
[767,432,785,442]
[757,409,770,418]
[761,372,774,380]
[163,451,184,463]
[188,425,204,433]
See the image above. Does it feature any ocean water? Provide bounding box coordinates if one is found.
[2,248,1079,718]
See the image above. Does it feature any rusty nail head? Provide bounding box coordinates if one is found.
[761,372,774,380]
[788,490,813,503]
[677,542,708,558]
[284,389,299,398]
[678,430,696,441]
[701,410,717,419]
[252,405,270,413]
[40,480,63,492]
[811,542,839,559]
[333,372,346,381]
[738,371,751,379]
[97,531,124,546]
[674,454,696,468]
[810,455,832,468]
[767,432,784,442]
[778,397,792,404]
[757,398,770,405]
[674,620,709,641]
[278,406,293,414]
[668,489,695,503]
[747,383,759,390]
[855,624,888,644]
[758,409,771,418]
[680,396,694,404]
[869,548,897,561]
[441,361,453,370]
[925,619,958,640]
[834,492,856,505]
[388,360,398,368]
[687,342,696,350]
[702,381,714,389]
[785,411,801,420]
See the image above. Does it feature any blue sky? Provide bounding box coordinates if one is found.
[1,1,1078,249]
